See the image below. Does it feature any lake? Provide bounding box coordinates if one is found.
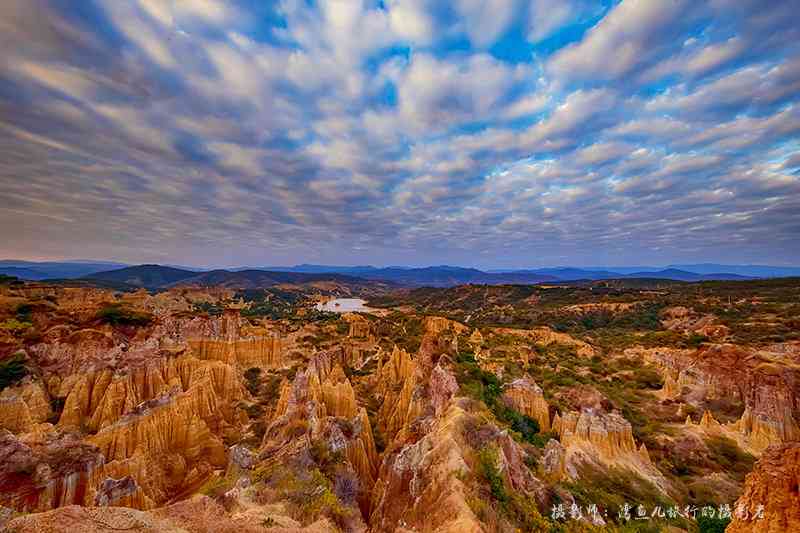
[315,298,371,313]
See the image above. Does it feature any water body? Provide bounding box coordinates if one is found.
[315,298,371,313]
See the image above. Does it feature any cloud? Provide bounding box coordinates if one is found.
[386,0,436,44]
[548,0,699,84]
[528,0,598,43]
[647,57,800,118]
[0,0,798,267]
[394,52,529,133]
[453,0,517,47]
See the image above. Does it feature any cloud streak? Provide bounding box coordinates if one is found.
[0,0,798,268]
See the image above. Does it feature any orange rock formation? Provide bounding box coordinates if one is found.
[727,443,800,533]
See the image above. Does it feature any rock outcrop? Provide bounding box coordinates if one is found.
[85,378,230,507]
[660,306,729,340]
[423,316,468,336]
[4,496,338,532]
[258,350,379,521]
[0,378,52,433]
[344,313,371,339]
[636,344,800,454]
[727,443,800,533]
[501,377,550,432]
[58,355,244,432]
[0,429,105,512]
[491,327,596,357]
[188,336,283,369]
[552,409,667,491]
[375,346,421,443]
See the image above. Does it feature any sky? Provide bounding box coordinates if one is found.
[1,0,799,269]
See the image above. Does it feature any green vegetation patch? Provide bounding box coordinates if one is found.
[454,351,550,447]
[476,446,552,531]
[704,435,755,482]
[192,301,224,316]
[96,304,153,326]
[0,352,28,391]
[564,463,681,529]
[0,318,32,333]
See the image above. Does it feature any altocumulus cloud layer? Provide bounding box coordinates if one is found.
[1,0,799,268]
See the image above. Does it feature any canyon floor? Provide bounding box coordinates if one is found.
[1,275,799,532]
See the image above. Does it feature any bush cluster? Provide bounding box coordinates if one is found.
[454,351,548,446]
[0,353,28,391]
[96,304,153,326]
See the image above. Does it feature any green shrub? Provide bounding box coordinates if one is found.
[192,301,224,316]
[477,446,551,530]
[454,352,550,447]
[632,367,663,389]
[0,353,28,390]
[686,333,709,348]
[565,463,677,528]
[697,514,731,533]
[96,304,153,326]
[0,318,32,333]
[244,367,262,395]
[705,435,754,481]
[15,303,33,322]
[478,447,507,505]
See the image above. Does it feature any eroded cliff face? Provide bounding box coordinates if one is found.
[633,343,800,454]
[188,337,283,369]
[58,355,244,432]
[370,391,546,532]
[3,351,246,512]
[423,316,469,336]
[0,378,52,433]
[374,346,421,444]
[83,370,240,507]
[727,443,800,533]
[256,349,380,524]
[552,409,667,491]
[490,326,596,357]
[501,377,550,432]
[0,429,104,512]
[344,313,372,340]
[369,404,483,533]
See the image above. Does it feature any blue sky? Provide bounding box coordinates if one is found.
[1,0,798,268]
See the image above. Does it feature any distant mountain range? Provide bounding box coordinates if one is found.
[499,267,752,282]
[257,264,760,283]
[83,265,393,290]
[0,260,128,280]
[2,260,799,288]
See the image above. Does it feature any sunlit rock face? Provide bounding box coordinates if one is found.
[634,343,800,454]
[0,428,105,512]
[501,377,550,432]
[551,408,669,493]
[728,443,800,533]
[0,378,52,433]
[57,355,244,432]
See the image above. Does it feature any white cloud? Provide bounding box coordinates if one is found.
[454,0,517,47]
[395,53,528,132]
[502,92,550,119]
[573,142,633,166]
[386,0,436,44]
[548,0,695,82]
[528,0,595,43]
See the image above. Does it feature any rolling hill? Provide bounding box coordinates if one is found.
[83,265,393,291]
[0,260,129,279]
[84,265,198,288]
